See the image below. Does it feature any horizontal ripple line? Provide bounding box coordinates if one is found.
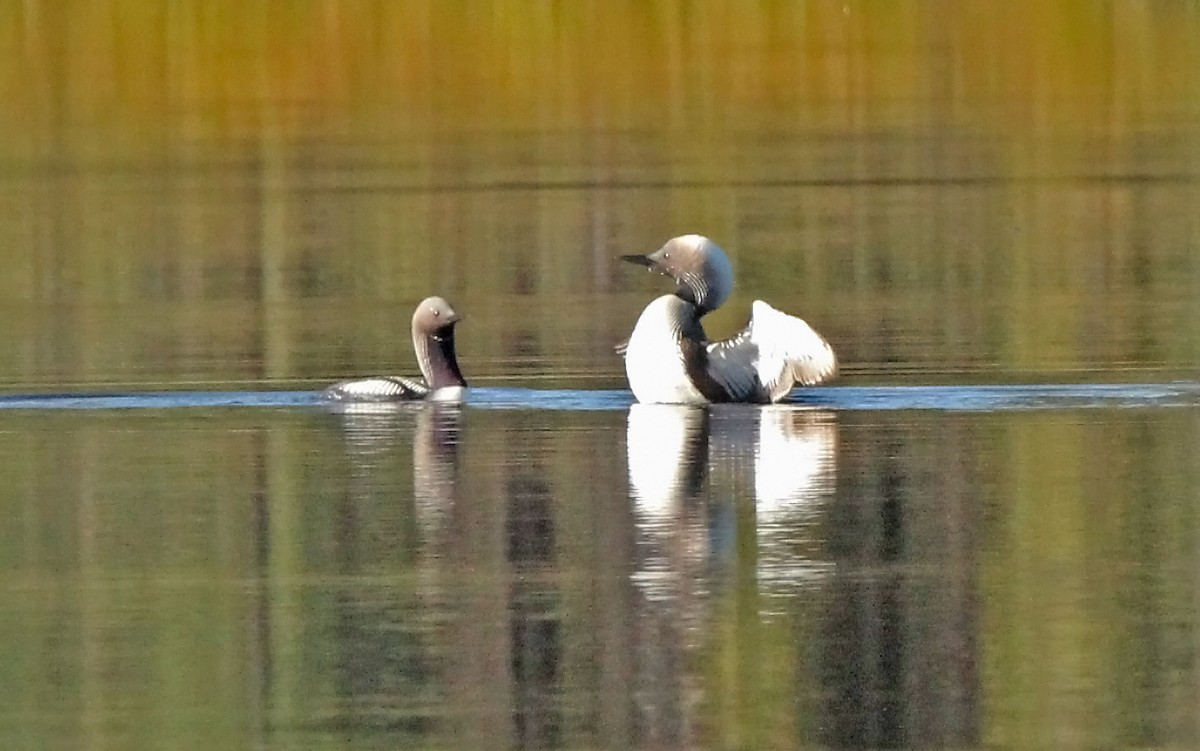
[0,383,1197,412]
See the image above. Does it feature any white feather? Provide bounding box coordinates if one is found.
[623,295,708,404]
[427,385,466,402]
[748,300,837,400]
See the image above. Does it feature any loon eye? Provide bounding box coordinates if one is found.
[432,309,440,317]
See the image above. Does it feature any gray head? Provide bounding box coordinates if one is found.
[411,296,467,388]
[621,234,735,313]
[411,296,461,341]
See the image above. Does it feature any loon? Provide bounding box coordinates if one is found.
[322,296,467,403]
[620,234,836,404]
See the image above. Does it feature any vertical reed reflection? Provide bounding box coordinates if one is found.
[320,406,438,735]
[502,426,562,751]
[322,403,570,748]
[818,415,983,748]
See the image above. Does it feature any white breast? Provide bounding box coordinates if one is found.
[623,295,708,405]
[427,385,465,403]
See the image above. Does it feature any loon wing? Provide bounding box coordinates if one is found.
[704,329,765,402]
[745,300,837,399]
[322,375,430,402]
[706,301,837,403]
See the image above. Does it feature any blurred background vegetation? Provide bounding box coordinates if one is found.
[4,2,1197,144]
[2,1,1198,389]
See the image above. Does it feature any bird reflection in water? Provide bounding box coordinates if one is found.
[626,403,838,602]
[739,405,839,603]
[411,402,464,540]
[625,404,713,601]
[624,403,838,744]
[314,403,467,739]
[330,401,463,542]
[328,403,563,748]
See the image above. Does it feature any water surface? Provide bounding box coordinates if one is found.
[3,394,1199,750]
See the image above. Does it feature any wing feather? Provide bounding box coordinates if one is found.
[704,301,836,404]
[705,331,765,403]
[748,300,837,401]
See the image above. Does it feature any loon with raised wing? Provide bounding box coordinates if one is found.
[322,296,467,403]
[620,235,836,404]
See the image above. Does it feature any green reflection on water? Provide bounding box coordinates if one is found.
[1,406,1197,749]
[985,409,1200,748]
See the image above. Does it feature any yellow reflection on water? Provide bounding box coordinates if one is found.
[2,1,1198,150]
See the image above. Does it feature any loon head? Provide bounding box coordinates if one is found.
[621,234,734,314]
[411,296,467,389]
[412,296,462,342]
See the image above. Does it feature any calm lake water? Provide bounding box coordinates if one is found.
[2,3,1200,750]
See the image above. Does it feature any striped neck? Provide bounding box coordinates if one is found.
[415,327,467,389]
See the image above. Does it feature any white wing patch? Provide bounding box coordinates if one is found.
[748,300,837,400]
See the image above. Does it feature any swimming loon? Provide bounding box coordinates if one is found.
[322,296,467,403]
[620,234,836,404]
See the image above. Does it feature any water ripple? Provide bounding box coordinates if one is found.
[0,382,1196,412]
[797,382,1200,412]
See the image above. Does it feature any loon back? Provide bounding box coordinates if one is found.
[323,375,432,402]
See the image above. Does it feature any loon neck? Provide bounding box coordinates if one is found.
[677,287,716,316]
[415,328,467,389]
[674,271,729,315]
[662,294,710,343]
